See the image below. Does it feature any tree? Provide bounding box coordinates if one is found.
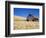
[27,14,33,21]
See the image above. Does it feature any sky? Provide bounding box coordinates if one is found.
[14,8,39,18]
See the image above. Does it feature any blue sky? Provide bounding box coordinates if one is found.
[14,8,39,17]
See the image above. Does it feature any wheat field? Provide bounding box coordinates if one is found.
[13,16,39,30]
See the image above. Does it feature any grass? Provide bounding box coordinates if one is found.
[13,21,39,30]
[13,16,39,30]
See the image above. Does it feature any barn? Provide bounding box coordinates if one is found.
[27,14,39,21]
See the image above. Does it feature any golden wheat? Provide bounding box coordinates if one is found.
[13,16,39,30]
[13,21,39,30]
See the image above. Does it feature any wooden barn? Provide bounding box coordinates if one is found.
[27,14,39,21]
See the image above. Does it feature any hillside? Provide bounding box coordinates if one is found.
[13,16,39,30]
[14,16,26,21]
